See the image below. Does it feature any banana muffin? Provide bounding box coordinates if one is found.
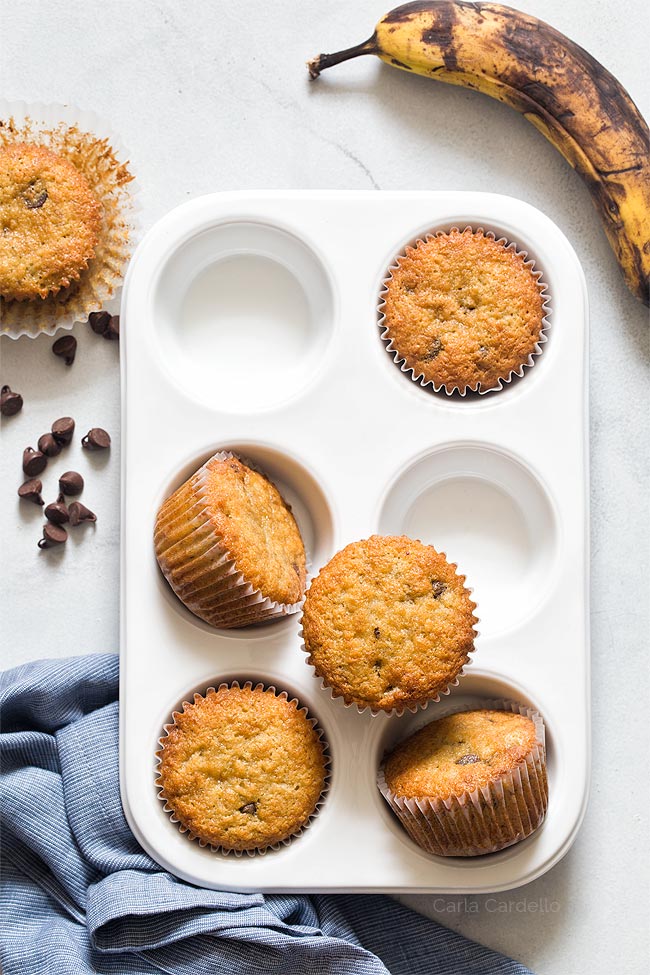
[381,228,546,393]
[154,452,307,628]
[379,706,548,856]
[302,535,477,712]
[0,142,102,300]
[157,683,328,852]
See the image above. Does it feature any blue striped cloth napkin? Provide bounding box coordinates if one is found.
[0,654,533,975]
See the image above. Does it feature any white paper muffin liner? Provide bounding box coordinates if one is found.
[378,226,551,396]
[0,99,141,337]
[377,699,548,856]
[154,451,306,629]
[300,539,479,716]
[155,680,331,856]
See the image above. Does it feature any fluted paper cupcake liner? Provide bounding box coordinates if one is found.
[155,680,331,857]
[378,226,551,396]
[300,550,479,716]
[0,99,141,337]
[155,451,305,629]
[377,699,548,856]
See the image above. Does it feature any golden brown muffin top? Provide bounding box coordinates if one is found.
[198,455,306,606]
[382,229,545,393]
[0,142,102,300]
[384,709,538,801]
[302,535,477,712]
[158,684,327,851]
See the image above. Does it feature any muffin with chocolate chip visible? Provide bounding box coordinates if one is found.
[0,142,102,300]
[302,535,477,713]
[154,451,307,628]
[378,705,548,856]
[380,228,547,393]
[157,682,328,853]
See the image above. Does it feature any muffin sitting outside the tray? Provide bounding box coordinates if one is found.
[381,228,546,393]
[155,452,307,628]
[302,535,477,712]
[157,682,328,852]
[0,142,102,300]
[379,707,548,856]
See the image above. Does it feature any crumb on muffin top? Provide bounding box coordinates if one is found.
[0,142,102,300]
[157,684,327,851]
[302,535,477,712]
[381,228,545,392]
[383,709,539,801]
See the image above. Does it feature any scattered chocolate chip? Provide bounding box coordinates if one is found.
[58,470,84,496]
[456,754,480,765]
[82,427,111,450]
[374,627,381,638]
[38,523,67,549]
[431,580,446,599]
[51,417,75,445]
[23,181,48,209]
[88,311,111,335]
[104,315,120,341]
[239,802,257,815]
[421,338,442,361]
[1,385,24,416]
[44,500,70,525]
[478,345,489,356]
[52,334,77,366]
[38,432,62,457]
[22,447,47,477]
[68,501,96,526]
[17,478,44,505]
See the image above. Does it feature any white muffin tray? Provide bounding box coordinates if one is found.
[120,191,590,893]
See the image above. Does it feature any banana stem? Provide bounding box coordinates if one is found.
[307,37,377,80]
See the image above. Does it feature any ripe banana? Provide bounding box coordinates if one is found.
[308,1,650,307]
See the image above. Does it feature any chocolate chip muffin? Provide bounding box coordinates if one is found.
[0,142,102,300]
[302,535,477,713]
[381,228,546,393]
[154,452,307,628]
[157,683,328,852]
[379,706,548,856]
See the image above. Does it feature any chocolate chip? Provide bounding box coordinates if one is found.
[88,311,111,335]
[51,417,75,445]
[104,315,120,341]
[239,802,257,815]
[1,385,23,416]
[38,432,62,457]
[23,181,48,209]
[17,478,44,505]
[431,580,446,599]
[38,523,67,548]
[44,500,70,525]
[456,753,480,765]
[82,427,111,450]
[421,338,442,361]
[52,335,77,366]
[22,447,47,477]
[59,471,84,496]
[374,627,381,638]
[68,501,96,526]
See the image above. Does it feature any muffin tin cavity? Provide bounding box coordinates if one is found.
[153,221,335,411]
[154,441,336,639]
[378,444,559,635]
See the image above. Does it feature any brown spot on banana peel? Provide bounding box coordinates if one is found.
[307,0,650,304]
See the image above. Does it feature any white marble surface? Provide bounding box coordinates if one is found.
[1,1,648,972]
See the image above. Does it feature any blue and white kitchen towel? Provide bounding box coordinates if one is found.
[0,654,534,974]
